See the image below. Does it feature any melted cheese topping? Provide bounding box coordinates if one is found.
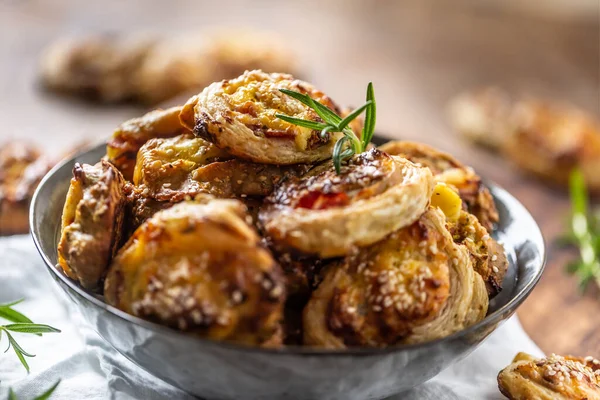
[222,73,323,151]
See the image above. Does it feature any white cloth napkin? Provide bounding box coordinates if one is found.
[0,235,543,400]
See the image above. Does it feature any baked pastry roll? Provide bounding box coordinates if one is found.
[447,86,512,150]
[107,106,191,180]
[379,140,499,232]
[133,133,307,202]
[135,29,298,105]
[0,142,52,235]
[39,34,156,103]
[505,100,600,191]
[259,149,434,258]
[57,160,126,290]
[104,200,286,346]
[179,70,345,164]
[498,352,600,400]
[449,210,508,297]
[303,208,453,348]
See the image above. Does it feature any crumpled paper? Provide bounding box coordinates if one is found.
[0,235,543,399]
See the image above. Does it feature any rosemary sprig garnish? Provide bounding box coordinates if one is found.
[0,299,61,372]
[8,380,61,400]
[276,83,376,173]
[564,169,600,292]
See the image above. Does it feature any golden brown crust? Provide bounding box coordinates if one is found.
[0,142,53,235]
[498,353,600,400]
[104,200,286,346]
[39,34,156,102]
[303,208,452,348]
[449,210,508,297]
[179,70,345,164]
[133,133,308,201]
[403,222,488,344]
[107,106,191,181]
[259,149,434,258]
[379,140,499,232]
[506,100,600,191]
[57,160,126,290]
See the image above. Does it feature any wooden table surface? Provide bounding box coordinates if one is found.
[1,0,599,356]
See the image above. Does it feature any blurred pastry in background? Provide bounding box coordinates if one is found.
[448,87,600,192]
[498,352,600,399]
[506,100,600,191]
[135,29,298,105]
[39,33,156,103]
[447,86,512,150]
[0,142,53,236]
[0,140,89,236]
[39,29,299,105]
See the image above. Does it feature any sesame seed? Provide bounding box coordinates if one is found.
[262,279,273,290]
[492,266,499,273]
[491,254,498,261]
[231,290,243,304]
[191,310,203,323]
[372,305,382,312]
[270,286,283,298]
[346,306,356,314]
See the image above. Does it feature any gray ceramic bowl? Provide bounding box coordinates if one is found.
[30,137,545,400]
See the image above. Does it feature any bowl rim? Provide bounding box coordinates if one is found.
[30,139,547,357]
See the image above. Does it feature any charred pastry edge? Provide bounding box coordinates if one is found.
[260,154,435,258]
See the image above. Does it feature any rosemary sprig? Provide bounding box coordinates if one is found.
[564,169,600,292]
[276,82,377,173]
[8,380,61,400]
[0,299,61,372]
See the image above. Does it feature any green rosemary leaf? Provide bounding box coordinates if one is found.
[309,98,342,126]
[278,89,313,107]
[279,89,341,125]
[570,169,587,217]
[5,331,33,372]
[333,137,350,174]
[0,300,33,324]
[362,82,376,150]
[278,83,377,175]
[3,323,61,335]
[275,114,328,131]
[8,388,17,400]
[337,101,372,132]
[34,380,61,400]
[6,331,36,358]
[565,169,600,291]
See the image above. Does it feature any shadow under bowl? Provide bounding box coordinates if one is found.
[30,138,545,400]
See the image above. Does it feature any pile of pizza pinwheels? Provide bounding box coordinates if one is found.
[57,70,507,348]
